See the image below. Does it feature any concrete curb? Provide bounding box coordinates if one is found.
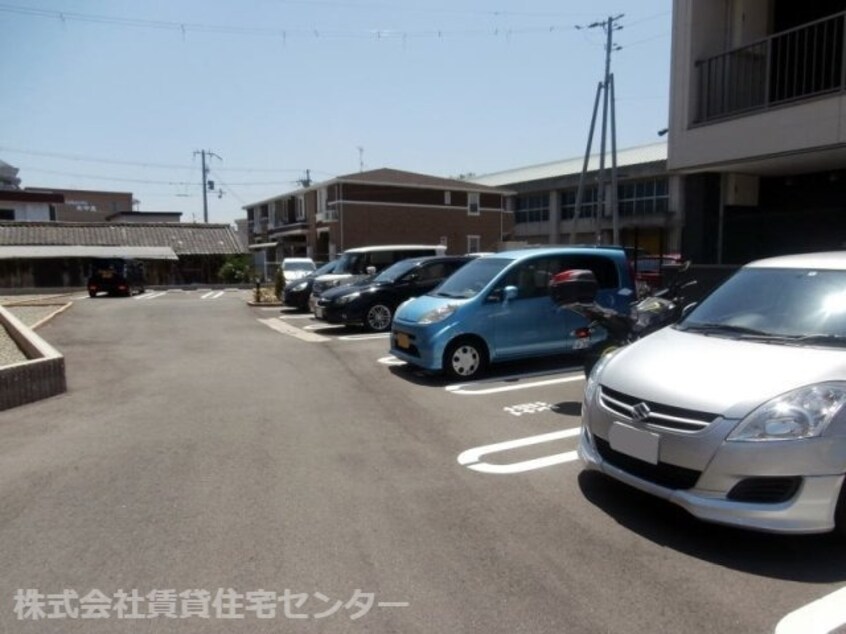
[0,305,67,411]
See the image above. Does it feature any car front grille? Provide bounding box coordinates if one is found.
[599,386,719,433]
[594,435,702,490]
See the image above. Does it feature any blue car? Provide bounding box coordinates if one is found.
[389,247,635,379]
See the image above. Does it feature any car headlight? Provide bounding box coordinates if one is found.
[584,349,616,402]
[728,382,846,442]
[292,281,308,291]
[419,304,458,325]
[336,292,360,305]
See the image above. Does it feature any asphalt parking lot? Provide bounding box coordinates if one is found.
[0,292,844,633]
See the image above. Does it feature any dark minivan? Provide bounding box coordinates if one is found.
[87,258,146,297]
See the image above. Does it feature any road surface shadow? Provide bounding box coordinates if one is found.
[578,471,846,582]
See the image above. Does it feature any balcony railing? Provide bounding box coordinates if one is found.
[316,209,338,223]
[696,12,845,123]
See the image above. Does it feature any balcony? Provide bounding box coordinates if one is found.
[696,12,845,123]
[316,209,338,223]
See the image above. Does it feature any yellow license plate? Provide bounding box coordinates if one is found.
[396,333,410,349]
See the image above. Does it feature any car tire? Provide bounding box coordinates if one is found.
[835,477,846,538]
[88,291,96,298]
[364,303,393,332]
[443,337,487,380]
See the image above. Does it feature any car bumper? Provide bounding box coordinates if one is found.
[389,320,452,371]
[577,424,843,534]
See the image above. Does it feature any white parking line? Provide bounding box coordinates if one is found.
[378,355,406,366]
[280,313,318,319]
[258,318,331,342]
[458,428,582,474]
[72,295,91,300]
[446,369,584,396]
[201,291,225,300]
[338,333,390,341]
[135,291,167,300]
[775,586,846,634]
[200,291,216,299]
[303,324,344,332]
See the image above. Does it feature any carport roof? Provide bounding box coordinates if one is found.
[0,221,245,255]
[0,246,179,260]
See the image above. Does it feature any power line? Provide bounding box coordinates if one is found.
[0,2,663,42]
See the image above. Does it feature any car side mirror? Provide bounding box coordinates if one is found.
[503,285,518,303]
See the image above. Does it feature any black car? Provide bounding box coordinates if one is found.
[282,259,339,310]
[314,255,473,331]
[87,258,145,297]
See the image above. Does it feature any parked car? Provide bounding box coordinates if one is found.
[309,244,447,313]
[579,251,846,536]
[283,259,339,310]
[390,246,636,379]
[87,258,145,297]
[314,255,474,332]
[281,257,316,282]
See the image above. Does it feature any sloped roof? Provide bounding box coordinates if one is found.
[470,142,668,187]
[0,221,245,255]
[332,168,510,193]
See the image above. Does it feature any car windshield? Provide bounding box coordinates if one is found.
[283,261,315,272]
[313,260,339,276]
[679,267,846,344]
[431,257,510,299]
[373,259,418,284]
[332,252,369,275]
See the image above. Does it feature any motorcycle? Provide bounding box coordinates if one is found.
[549,262,697,376]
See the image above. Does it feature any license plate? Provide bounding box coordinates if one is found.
[608,422,660,465]
[396,332,410,349]
[573,338,590,350]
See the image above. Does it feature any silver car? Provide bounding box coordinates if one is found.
[579,251,846,535]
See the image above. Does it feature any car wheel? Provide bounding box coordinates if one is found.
[365,303,393,332]
[443,338,487,380]
[88,291,96,298]
[835,477,846,538]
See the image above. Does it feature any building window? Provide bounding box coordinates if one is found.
[0,209,14,220]
[467,235,481,253]
[468,192,480,215]
[444,191,452,205]
[617,178,669,217]
[515,194,550,224]
[560,188,598,220]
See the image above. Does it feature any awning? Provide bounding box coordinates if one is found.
[0,246,179,260]
[248,242,277,250]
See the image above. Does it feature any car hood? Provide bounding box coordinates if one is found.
[601,327,846,418]
[394,294,468,322]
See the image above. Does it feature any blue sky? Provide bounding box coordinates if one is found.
[1,0,672,225]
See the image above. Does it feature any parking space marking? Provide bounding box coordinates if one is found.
[775,586,846,634]
[201,291,225,300]
[303,323,345,332]
[504,401,555,417]
[458,428,582,474]
[378,355,406,366]
[338,333,390,341]
[135,291,168,300]
[258,318,331,342]
[446,370,584,396]
[280,313,317,319]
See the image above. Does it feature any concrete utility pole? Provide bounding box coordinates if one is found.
[194,150,222,223]
[571,15,623,245]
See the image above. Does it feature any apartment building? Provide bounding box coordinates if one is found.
[244,168,513,275]
[472,142,682,255]
[669,0,846,264]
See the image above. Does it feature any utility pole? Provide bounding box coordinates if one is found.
[193,150,222,223]
[571,15,623,245]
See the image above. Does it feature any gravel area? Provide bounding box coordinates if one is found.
[0,298,72,367]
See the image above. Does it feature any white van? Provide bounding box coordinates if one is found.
[309,244,446,313]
